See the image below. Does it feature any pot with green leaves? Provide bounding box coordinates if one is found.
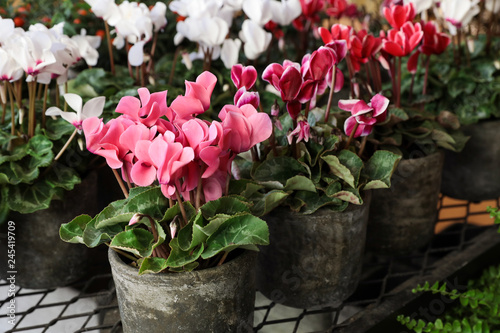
[60,77,273,332]
[0,171,99,289]
[440,119,500,202]
[366,150,445,254]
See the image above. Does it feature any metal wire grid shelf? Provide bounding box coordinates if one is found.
[0,196,499,333]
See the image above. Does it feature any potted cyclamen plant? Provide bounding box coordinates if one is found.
[425,0,500,202]
[230,41,400,308]
[60,71,272,332]
[317,2,468,255]
[0,17,104,288]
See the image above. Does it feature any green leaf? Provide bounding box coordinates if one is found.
[362,150,401,190]
[251,190,289,216]
[330,188,362,205]
[293,190,348,214]
[253,156,309,184]
[284,175,316,192]
[110,228,154,258]
[200,196,251,220]
[321,150,363,188]
[166,238,204,268]
[178,212,208,251]
[138,257,169,274]
[201,213,269,259]
[160,201,196,223]
[6,181,55,213]
[59,214,92,243]
[82,217,124,247]
[448,79,476,98]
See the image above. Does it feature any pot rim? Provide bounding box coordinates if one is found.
[108,247,255,283]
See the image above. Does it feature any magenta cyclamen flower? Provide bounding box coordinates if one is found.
[231,64,258,90]
[339,94,389,138]
[82,71,272,203]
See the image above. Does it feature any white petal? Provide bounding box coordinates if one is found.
[242,0,273,26]
[63,93,83,114]
[128,41,146,66]
[221,38,241,69]
[82,96,106,118]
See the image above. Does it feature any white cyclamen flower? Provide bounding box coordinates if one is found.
[403,0,435,14]
[84,0,121,26]
[239,19,272,60]
[221,38,242,69]
[242,0,273,26]
[440,0,480,35]
[46,94,105,133]
[485,0,500,13]
[270,0,302,26]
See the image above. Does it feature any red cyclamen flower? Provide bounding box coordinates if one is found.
[420,21,451,56]
[383,21,423,57]
[383,2,416,30]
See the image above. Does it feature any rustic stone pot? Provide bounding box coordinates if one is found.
[256,192,371,309]
[109,249,257,333]
[367,151,444,255]
[441,119,500,202]
[0,172,100,289]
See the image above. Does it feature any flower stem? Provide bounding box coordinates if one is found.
[422,55,431,96]
[358,136,368,157]
[54,128,78,161]
[195,170,203,211]
[324,64,337,123]
[28,80,37,138]
[147,32,158,75]
[169,47,181,86]
[42,84,48,129]
[175,188,188,227]
[396,57,402,108]
[345,122,359,149]
[6,82,16,136]
[112,168,129,199]
[104,21,115,75]
[217,251,229,266]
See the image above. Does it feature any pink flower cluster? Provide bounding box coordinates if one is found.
[82,71,272,202]
[339,94,389,138]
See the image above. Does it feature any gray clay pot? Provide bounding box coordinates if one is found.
[256,192,371,309]
[441,119,500,202]
[0,172,100,289]
[109,249,257,333]
[367,151,444,255]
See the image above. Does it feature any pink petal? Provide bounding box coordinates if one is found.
[134,140,154,165]
[203,178,223,202]
[196,71,217,96]
[318,27,333,44]
[351,100,373,116]
[131,162,157,186]
[231,64,243,88]
[116,96,141,118]
[170,95,205,119]
[182,118,208,152]
[338,99,360,112]
[383,40,405,57]
[279,66,302,101]
[119,123,150,153]
[248,112,272,146]
[370,94,390,117]
[407,50,420,74]
[262,63,284,86]
[200,146,222,178]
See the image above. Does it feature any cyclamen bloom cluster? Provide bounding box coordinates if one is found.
[0,17,100,84]
[82,71,272,202]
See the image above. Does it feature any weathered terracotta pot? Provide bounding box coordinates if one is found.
[367,151,444,255]
[256,192,371,309]
[109,249,257,333]
[441,119,500,202]
[0,172,100,289]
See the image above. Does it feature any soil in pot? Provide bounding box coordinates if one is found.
[0,172,101,289]
[441,119,500,202]
[109,249,257,333]
[366,150,444,255]
[256,192,371,309]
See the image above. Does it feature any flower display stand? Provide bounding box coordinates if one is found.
[0,196,498,333]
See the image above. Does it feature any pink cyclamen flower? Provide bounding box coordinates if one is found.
[231,64,257,90]
[115,87,171,127]
[287,120,311,144]
[339,93,390,138]
[218,104,273,154]
[234,87,260,109]
[383,2,416,30]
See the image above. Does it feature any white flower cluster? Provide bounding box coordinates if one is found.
[84,0,168,66]
[0,16,101,84]
[169,0,302,68]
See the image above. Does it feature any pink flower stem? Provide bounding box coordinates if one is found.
[409,74,415,103]
[146,215,170,259]
[358,136,368,157]
[27,80,37,138]
[104,21,115,76]
[195,168,204,211]
[112,168,129,199]
[175,188,188,228]
[345,122,359,149]
[324,64,337,123]
[422,55,431,96]
[54,128,78,161]
[126,41,134,80]
[140,63,145,87]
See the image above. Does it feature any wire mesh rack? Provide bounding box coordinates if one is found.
[1,196,499,333]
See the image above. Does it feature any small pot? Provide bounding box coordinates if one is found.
[0,172,100,289]
[367,151,444,255]
[441,119,500,202]
[256,192,371,309]
[109,249,257,333]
